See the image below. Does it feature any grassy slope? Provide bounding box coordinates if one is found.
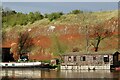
[2,10,118,60]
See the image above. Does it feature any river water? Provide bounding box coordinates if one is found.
[0,68,120,79]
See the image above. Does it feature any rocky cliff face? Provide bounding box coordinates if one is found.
[2,10,118,60]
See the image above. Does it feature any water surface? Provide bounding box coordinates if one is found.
[0,68,120,79]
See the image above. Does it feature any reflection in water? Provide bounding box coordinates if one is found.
[60,70,120,78]
[0,68,120,79]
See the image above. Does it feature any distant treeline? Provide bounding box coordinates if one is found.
[2,8,83,28]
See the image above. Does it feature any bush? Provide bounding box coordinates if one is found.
[47,12,63,21]
[70,10,83,14]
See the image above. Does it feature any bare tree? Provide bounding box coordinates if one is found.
[80,12,93,52]
[17,30,33,58]
[90,23,113,52]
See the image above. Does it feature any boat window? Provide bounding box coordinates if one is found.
[5,64,8,66]
[93,56,96,60]
[68,56,72,62]
[74,56,76,61]
[104,55,109,62]
[80,56,86,61]
[80,56,83,61]
[83,56,86,61]
[12,64,15,66]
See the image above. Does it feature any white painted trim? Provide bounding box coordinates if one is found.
[0,62,41,67]
[61,65,111,70]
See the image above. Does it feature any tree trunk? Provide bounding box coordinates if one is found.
[94,38,101,52]
[95,47,98,52]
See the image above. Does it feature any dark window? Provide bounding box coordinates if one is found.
[12,64,15,66]
[83,56,86,61]
[80,56,86,61]
[93,56,96,60]
[104,55,109,62]
[5,64,8,66]
[74,56,76,61]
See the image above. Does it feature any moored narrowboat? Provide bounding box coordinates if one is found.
[0,62,57,69]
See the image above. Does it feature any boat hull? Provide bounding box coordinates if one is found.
[0,62,57,69]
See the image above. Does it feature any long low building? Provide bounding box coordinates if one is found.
[61,51,120,70]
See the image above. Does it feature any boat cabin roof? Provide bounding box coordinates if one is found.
[62,51,117,56]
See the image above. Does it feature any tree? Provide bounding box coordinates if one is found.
[80,12,93,52]
[34,11,44,20]
[28,12,35,23]
[2,8,17,17]
[44,13,49,18]
[17,30,33,58]
[47,12,63,21]
[90,23,113,52]
[28,12,43,23]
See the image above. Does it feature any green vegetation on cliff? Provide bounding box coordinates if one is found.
[2,9,118,60]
